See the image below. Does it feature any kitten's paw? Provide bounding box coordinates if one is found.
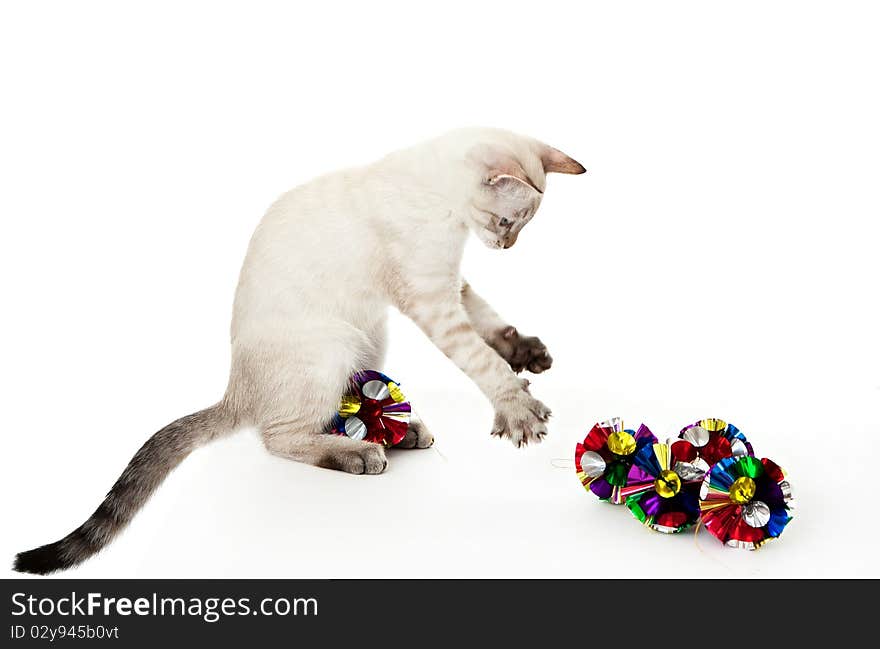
[318,444,388,474]
[397,419,435,449]
[490,326,553,374]
[491,390,551,447]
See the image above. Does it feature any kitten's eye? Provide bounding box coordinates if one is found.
[498,217,511,227]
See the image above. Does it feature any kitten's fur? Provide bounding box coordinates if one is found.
[14,128,584,574]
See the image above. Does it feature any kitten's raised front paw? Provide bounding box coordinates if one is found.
[491,390,551,447]
[490,326,553,374]
[397,419,435,449]
[317,444,388,474]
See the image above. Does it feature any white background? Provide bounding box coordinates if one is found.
[2,1,878,578]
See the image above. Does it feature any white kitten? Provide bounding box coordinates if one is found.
[14,128,584,574]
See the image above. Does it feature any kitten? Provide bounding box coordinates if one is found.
[14,128,585,574]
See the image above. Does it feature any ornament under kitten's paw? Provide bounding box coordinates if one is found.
[491,389,551,447]
[490,326,553,374]
[318,443,388,474]
[397,420,435,449]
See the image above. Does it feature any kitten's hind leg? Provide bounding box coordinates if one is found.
[396,410,435,449]
[264,426,388,475]
[238,338,389,475]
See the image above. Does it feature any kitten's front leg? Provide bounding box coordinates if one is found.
[402,288,550,446]
[460,280,553,374]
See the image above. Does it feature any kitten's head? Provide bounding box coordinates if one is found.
[466,133,585,249]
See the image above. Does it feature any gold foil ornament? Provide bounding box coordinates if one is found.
[338,395,361,417]
[729,476,757,504]
[700,418,727,432]
[607,431,637,456]
[654,469,682,498]
[387,382,405,403]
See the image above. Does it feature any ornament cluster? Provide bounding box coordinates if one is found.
[575,417,794,549]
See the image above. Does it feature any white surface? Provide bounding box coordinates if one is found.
[2,1,878,579]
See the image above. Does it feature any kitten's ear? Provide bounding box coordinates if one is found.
[486,164,542,195]
[541,146,586,175]
[488,172,542,199]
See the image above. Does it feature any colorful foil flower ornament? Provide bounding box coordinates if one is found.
[620,440,709,533]
[700,455,794,550]
[332,370,411,447]
[679,418,754,466]
[575,418,658,503]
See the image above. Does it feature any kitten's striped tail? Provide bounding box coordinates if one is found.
[13,404,231,575]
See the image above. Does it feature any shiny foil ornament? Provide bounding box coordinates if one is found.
[700,455,794,550]
[575,418,658,504]
[620,440,709,533]
[332,370,411,447]
[678,418,754,466]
